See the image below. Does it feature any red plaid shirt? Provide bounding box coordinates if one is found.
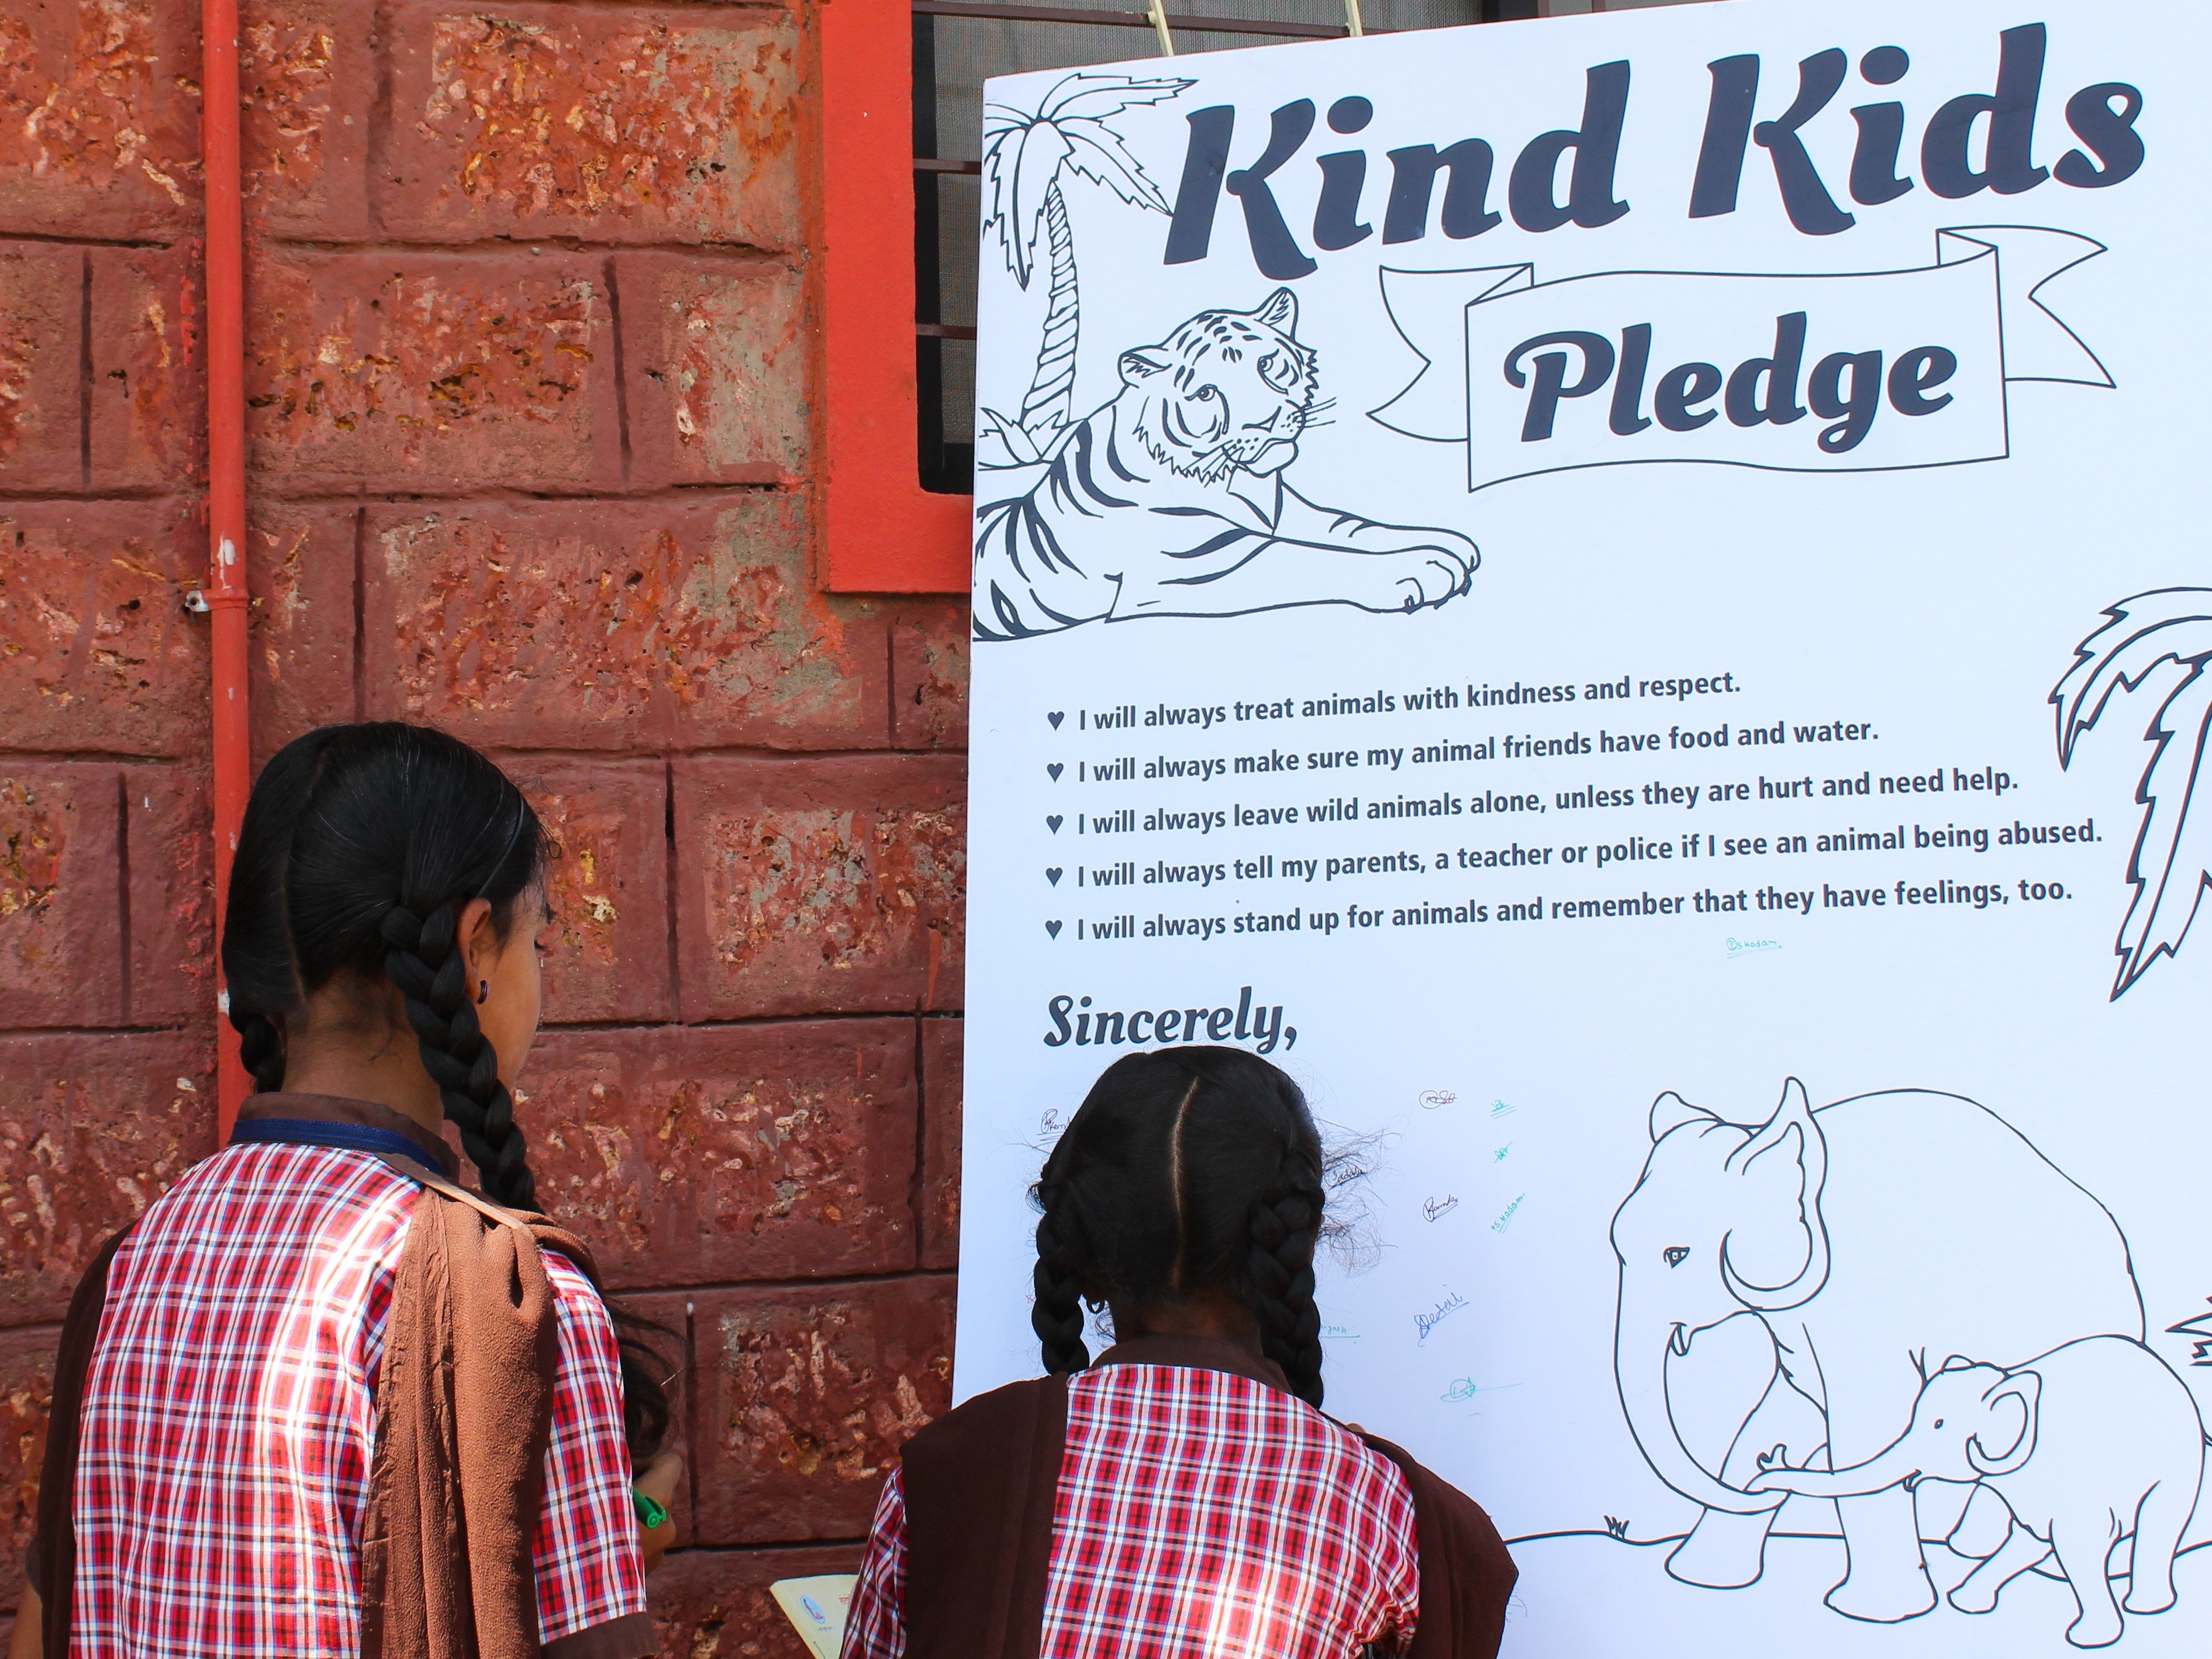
[68,1140,644,1657]
[843,1359,1420,1658]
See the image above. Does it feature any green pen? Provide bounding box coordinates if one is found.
[633,1488,669,1531]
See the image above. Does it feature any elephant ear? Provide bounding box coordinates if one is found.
[1724,1080,1828,1194]
[1648,1091,1719,1143]
[1718,1080,1832,1312]
[1967,1372,2041,1477]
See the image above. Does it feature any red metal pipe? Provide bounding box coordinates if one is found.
[203,0,251,1133]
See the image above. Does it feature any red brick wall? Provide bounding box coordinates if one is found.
[0,1,969,1648]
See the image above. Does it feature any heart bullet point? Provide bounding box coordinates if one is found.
[1047,867,1063,885]
[1045,920,1062,938]
[1047,763,1064,781]
[1048,712,1065,729]
[1047,815,1064,833]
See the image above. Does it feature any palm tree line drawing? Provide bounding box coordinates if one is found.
[2053,588,2212,998]
[978,73,1190,470]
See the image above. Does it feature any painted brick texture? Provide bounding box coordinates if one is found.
[0,0,974,1648]
[521,1022,920,1288]
[379,6,802,249]
[0,0,201,239]
[0,1328,57,1612]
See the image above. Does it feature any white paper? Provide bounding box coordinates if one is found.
[957,3,2212,1652]
[769,1575,855,1659]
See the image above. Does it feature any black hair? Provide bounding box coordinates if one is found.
[1029,1046,1328,1408]
[223,721,675,1463]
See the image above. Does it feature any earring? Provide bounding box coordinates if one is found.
[477,979,490,1005]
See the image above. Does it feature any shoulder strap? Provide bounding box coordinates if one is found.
[367,1149,527,1229]
[366,1150,603,1286]
[899,1374,1069,1659]
[1355,1434,1518,1659]
[33,1227,133,1659]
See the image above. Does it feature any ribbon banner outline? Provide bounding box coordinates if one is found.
[1371,226,2113,493]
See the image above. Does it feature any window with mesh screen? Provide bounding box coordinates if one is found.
[909,0,1707,494]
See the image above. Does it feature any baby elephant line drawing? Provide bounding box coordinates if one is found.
[1748,1336,2207,1649]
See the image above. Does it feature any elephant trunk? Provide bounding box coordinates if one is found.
[1749,1439,1920,1501]
[1616,1319,1787,1516]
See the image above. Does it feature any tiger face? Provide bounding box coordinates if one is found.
[1119,288,1319,488]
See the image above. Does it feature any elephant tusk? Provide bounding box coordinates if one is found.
[1668,1323,1690,1357]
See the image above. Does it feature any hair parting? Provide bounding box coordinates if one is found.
[1165,1075,1199,1293]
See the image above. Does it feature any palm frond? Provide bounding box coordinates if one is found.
[980,121,1072,288]
[2168,1299,2212,1365]
[2052,588,2212,998]
[1059,120,1176,215]
[977,407,1077,473]
[1038,73,1193,123]
[980,74,1188,282]
[2051,588,2212,767]
[975,411,1034,470]
[2112,661,2212,996]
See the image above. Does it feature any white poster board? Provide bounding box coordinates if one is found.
[955,2,2212,1651]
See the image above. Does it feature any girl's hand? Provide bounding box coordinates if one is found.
[635,1451,684,1573]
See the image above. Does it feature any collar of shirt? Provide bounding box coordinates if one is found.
[1088,1333,1292,1395]
[233,1091,461,1181]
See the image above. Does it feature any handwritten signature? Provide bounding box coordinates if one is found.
[1490,1099,1516,1119]
[1441,1378,1523,1403]
[1492,1194,1526,1233]
[1418,1089,1457,1109]
[1726,936,1782,958]
[1423,1194,1459,1222]
[1415,1291,1471,1344]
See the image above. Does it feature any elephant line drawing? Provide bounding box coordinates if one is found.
[1607,1077,2158,1630]
[1747,1336,2207,1648]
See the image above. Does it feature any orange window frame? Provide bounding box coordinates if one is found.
[816,0,974,593]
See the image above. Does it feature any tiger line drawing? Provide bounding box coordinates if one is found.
[971,289,1479,642]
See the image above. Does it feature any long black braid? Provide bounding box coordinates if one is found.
[222,722,676,1462]
[1030,1189,1092,1375]
[378,898,537,1211]
[1027,1046,1331,1408]
[234,1011,288,1095]
[1247,1149,1326,1406]
[224,727,341,1095]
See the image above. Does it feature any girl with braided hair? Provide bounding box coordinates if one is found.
[19,723,678,1659]
[843,1046,1517,1659]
